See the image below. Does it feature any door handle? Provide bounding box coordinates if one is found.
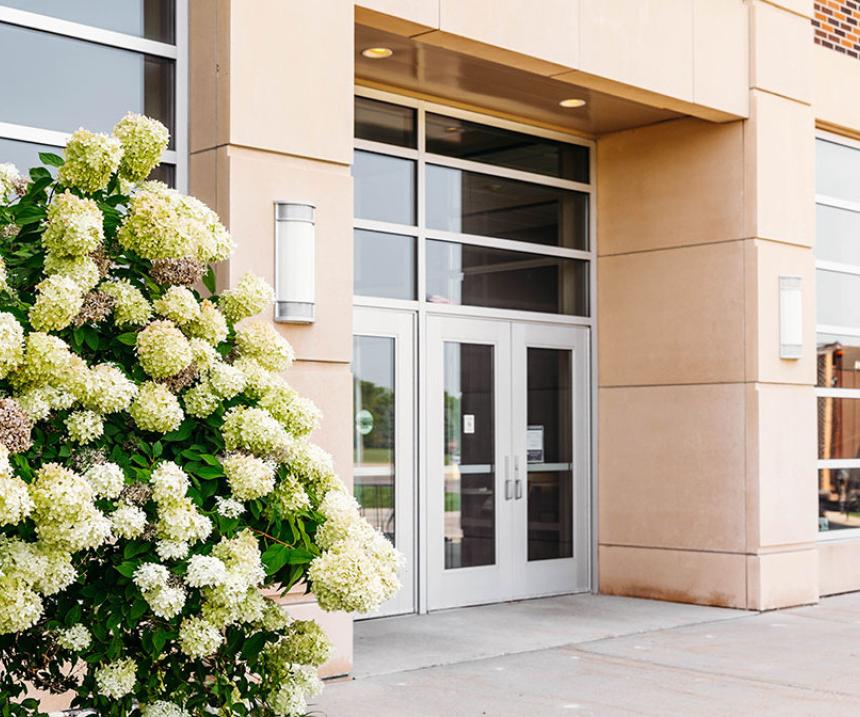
[514,456,523,500]
[504,456,512,500]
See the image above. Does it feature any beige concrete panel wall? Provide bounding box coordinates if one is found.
[189,0,230,154]
[750,0,813,104]
[743,240,817,385]
[357,0,439,31]
[764,0,814,18]
[743,90,815,247]
[814,44,860,134]
[598,243,746,386]
[599,384,747,553]
[744,383,818,549]
[226,1,353,164]
[597,242,745,386]
[746,549,818,610]
[819,540,860,596]
[438,0,580,69]
[692,0,749,116]
[579,0,693,101]
[597,118,744,256]
[226,148,353,364]
[599,545,748,608]
[189,147,231,292]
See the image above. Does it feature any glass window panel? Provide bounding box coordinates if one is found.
[353,229,416,300]
[353,150,415,225]
[148,163,175,187]
[426,240,589,316]
[819,468,860,532]
[817,269,860,328]
[0,24,175,144]
[527,348,573,561]
[0,138,61,176]
[817,204,860,267]
[818,397,860,461]
[817,138,860,204]
[353,336,396,543]
[0,1,175,42]
[444,342,495,569]
[355,97,416,148]
[426,113,589,183]
[818,334,860,388]
[426,164,588,250]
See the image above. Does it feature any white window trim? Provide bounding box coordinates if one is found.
[816,129,860,540]
[0,1,188,191]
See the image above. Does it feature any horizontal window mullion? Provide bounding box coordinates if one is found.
[354,138,418,160]
[353,218,417,235]
[425,152,591,192]
[0,122,178,167]
[818,458,860,469]
[424,301,594,326]
[424,227,592,261]
[817,260,860,277]
[817,194,860,213]
[0,8,177,58]
[816,387,860,398]
[818,324,860,338]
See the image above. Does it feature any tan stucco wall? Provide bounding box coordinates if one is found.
[596,0,819,611]
[189,0,355,676]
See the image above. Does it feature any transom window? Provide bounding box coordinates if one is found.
[352,91,593,318]
[816,133,860,535]
[0,1,186,188]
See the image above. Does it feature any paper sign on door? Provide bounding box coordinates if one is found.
[527,425,544,463]
[463,414,475,434]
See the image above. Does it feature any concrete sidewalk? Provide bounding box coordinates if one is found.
[313,592,860,716]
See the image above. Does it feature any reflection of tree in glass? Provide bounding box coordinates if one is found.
[444,392,461,465]
[355,379,394,461]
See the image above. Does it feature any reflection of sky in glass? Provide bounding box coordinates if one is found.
[1,0,156,37]
[817,270,860,328]
[818,138,860,204]
[0,139,61,175]
[0,25,144,134]
[353,335,394,390]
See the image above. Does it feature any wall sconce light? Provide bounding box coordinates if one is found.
[274,202,315,324]
[779,275,802,360]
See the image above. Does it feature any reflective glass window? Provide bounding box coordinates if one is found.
[353,150,416,226]
[354,229,416,300]
[355,97,416,148]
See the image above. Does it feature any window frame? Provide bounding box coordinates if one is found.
[352,86,596,328]
[0,2,188,191]
[816,129,860,541]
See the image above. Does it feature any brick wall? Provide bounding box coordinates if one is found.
[814,1,860,58]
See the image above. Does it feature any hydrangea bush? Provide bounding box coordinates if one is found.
[0,114,402,716]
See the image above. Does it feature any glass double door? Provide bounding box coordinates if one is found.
[426,315,590,610]
[353,309,590,615]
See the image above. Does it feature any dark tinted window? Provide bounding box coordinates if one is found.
[427,113,588,182]
[355,97,417,148]
[354,229,416,299]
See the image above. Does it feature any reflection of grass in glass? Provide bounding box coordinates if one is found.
[355,447,393,465]
[445,491,461,512]
[355,484,394,509]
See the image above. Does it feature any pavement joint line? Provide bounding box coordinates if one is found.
[347,610,760,681]
[567,645,860,702]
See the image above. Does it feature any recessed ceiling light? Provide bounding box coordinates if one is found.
[362,47,394,59]
[559,98,587,108]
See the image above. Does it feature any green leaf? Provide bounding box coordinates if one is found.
[203,265,216,294]
[129,598,148,622]
[114,561,139,578]
[241,632,268,659]
[12,204,45,225]
[116,332,138,346]
[38,151,64,167]
[29,166,51,181]
[84,327,100,351]
[262,544,291,575]
[123,541,150,560]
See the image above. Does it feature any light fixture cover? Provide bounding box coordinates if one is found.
[274,202,315,324]
[779,275,802,359]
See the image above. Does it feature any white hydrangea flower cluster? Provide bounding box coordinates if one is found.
[94,657,136,699]
[219,272,274,323]
[56,623,92,651]
[0,312,24,379]
[130,381,184,433]
[154,286,200,325]
[58,129,122,193]
[150,462,211,556]
[0,163,20,199]
[222,452,276,501]
[234,320,295,371]
[178,614,223,659]
[0,444,33,527]
[139,701,190,717]
[83,461,125,499]
[136,319,193,378]
[110,501,147,539]
[133,561,186,619]
[100,278,153,326]
[113,112,170,182]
